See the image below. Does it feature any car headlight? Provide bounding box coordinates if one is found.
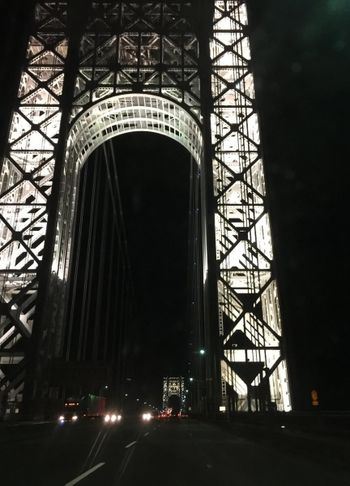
[111,414,117,422]
[72,415,78,421]
[58,415,64,422]
[142,413,152,421]
[117,414,122,421]
[104,414,110,422]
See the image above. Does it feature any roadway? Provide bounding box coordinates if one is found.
[0,417,349,485]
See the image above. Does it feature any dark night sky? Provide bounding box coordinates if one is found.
[1,0,350,410]
[112,133,192,403]
[247,0,350,409]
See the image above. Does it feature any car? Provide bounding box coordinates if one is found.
[141,412,153,422]
[58,400,82,423]
[58,411,80,423]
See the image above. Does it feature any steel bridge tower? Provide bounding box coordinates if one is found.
[0,0,291,418]
[162,376,185,410]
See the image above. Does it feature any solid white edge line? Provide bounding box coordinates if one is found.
[64,462,105,486]
[125,440,137,449]
[144,432,149,437]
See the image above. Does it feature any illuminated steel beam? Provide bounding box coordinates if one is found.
[0,3,68,413]
[210,1,290,411]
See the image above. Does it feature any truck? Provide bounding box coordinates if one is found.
[58,394,106,423]
[80,394,106,418]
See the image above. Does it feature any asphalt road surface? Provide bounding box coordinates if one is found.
[0,417,349,486]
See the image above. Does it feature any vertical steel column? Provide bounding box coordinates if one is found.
[23,1,91,417]
[210,0,291,412]
[193,0,221,417]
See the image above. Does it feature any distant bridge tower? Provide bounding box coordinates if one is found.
[0,0,291,418]
[162,376,185,410]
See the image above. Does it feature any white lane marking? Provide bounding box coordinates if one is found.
[125,440,137,449]
[82,431,103,470]
[144,432,149,437]
[64,462,105,486]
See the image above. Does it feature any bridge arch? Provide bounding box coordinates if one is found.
[50,93,203,340]
[67,93,203,170]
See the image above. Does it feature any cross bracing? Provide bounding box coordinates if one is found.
[210,1,290,411]
[0,0,291,417]
[162,376,185,410]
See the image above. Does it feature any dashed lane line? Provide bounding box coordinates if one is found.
[125,440,137,449]
[64,462,105,486]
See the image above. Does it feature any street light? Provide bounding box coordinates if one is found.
[199,349,205,355]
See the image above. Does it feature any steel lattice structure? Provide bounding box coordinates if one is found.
[0,0,291,417]
[162,376,185,409]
